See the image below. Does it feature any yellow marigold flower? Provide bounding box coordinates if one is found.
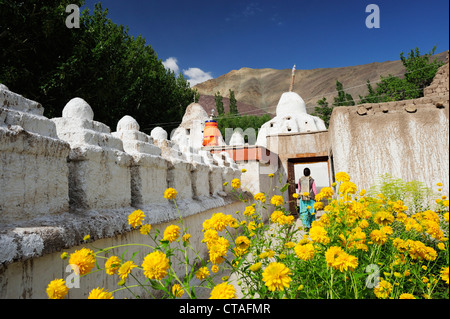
[374,279,392,299]
[235,236,250,250]
[268,173,275,178]
[331,182,337,187]
[373,211,395,226]
[335,172,350,182]
[140,224,152,235]
[270,195,284,206]
[243,205,256,216]
[435,198,442,204]
[231,178,241,189]
[196,266,210,280]
[310,226,330,244]
[202,229,219,248]
[241,168,247,173]
[437,242,446,250]
[249,262,262,272]
[164,187,177,200]
[270,210,284,224]
[247,221,257,232]
[358,219,369,229]
[443,200,449,207]
[69,247,96,275]
[444,212,449,222]
[396,212,408,222]
[302,192,309,197]
[118,261,137,280]
[306,205,311,210]
[359,189,366,196]
[436,182,443,186]
[399,293,415,299]
[46,279,69,299]
[262,262,292,292]
[211,264,219,273]
[285,241,296,248]
[172,284,185,298]
[182,233,191,243]
[294,243,315,261]
[105,256,121,275]
[209,242,228,265]
[83,234,90,241]
[370,229,388,245]
[422,277,429,283]
[441,267,449,284]
[318,187,334,200]
[339,181,357,195]
[313,202,324,210]
[254,192,266,203]
[141,251,169,280]
[88,287,113,299]
[60,252,68,260]
[163,224,180,242]
[293,193,299,199]
[210,282,236,299]
[325,246,344,268]
[333,252,358,272]
[128,209,146,228]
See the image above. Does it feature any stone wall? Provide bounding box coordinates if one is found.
[0,86,244,298]
[329,61,449,194]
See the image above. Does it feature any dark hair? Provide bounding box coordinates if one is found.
[304,167,310,176]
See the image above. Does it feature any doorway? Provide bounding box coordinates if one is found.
[287,156,331,214]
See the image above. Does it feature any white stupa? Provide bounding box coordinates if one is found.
[256,65,326,147]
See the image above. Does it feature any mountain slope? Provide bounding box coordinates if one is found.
[194,51,448,115]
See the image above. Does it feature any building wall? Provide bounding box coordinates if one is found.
[329,88,449,194]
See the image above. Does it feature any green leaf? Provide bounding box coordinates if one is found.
[280,183,289,193]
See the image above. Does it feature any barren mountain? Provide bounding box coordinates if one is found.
[195,51,448,115]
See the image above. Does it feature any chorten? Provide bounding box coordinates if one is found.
[256,65,326,147]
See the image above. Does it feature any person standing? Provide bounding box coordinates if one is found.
[298,167,317,232]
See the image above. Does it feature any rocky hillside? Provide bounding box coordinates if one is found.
[195,51,448,115]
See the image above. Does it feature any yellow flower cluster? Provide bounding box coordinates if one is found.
[270,210,294,226]
[325,246,358,272]
[254,192,266,203]
[270,195,284,206]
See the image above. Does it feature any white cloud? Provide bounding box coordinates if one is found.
[183,67,213,86]
[162,57,180,74]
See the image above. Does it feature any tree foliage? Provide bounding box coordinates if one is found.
[0,0,197,134]
[228,89,238,115]
[214,91,224,116]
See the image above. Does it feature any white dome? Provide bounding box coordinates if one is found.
[116,115,140,132]
[62,97,94,120]
[229,130,245,146]
[276,92,306,117]
[150,126,168,140]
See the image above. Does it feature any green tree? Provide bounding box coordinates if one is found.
[401,46,444,92]
[358,46,444,104]
[312,97,333,128]
[228,89,238,115]
[214,91,224,116]
[333,81,355,106]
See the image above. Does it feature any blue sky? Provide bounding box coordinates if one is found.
[82,0,449,86]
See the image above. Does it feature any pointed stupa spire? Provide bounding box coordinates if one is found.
[289,64,296,92]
